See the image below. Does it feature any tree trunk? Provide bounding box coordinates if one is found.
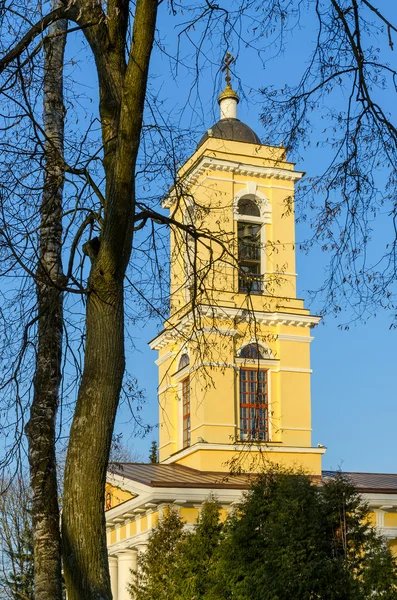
[62,269,125,600]
[61,1,158,597]
[25,4,67,599]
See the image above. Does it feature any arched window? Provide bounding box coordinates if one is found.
[239,343,264,360]
[234,192,270,295]
[239,368,268,442]
[238,197,260,217]
[238,221,262,293]
[178,353,190,370]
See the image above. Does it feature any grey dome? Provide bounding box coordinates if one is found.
[198,118,261,147]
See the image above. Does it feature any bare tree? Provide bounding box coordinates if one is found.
[1,2,396,600]
[257,0,397,322]
[0,475,34,600]
[23,2,67,598]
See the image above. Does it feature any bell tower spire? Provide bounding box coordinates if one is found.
[218,52,239,120]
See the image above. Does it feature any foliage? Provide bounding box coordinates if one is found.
[132,467,397,600]
[212,468,397,600]
[129,507,186,600]
[130,498,223,600]
[149,441,158,464]
[0,476,34,600]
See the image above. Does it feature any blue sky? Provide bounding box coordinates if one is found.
[63,2,397,473]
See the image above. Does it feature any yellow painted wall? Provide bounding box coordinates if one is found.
[130,520,136,536]
[219,508,228,523]
[180,507,200,524]
[385,513,397,528]
[105,483,133,510]
[110,530,116,545]
[119,525,126,541]
[140,516,148,532]
[173,446,323,475]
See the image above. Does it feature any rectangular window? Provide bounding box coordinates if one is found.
[182,377,191,448]
[238,222,262,293]
[240,368,268,441]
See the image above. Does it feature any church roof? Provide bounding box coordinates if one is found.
[109,462,251,489]
[109,463,397,494]
[197,118,261,148]
[323,470,397,494]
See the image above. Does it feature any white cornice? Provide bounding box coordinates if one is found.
[149,305,321,350]
[163,156,304,208]
[155,350,177,366]
[278,334,314,343]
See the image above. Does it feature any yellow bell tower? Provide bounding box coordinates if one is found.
[150,63,324,475]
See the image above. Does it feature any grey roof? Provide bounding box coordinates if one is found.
[323,471,397,494]
[198,118,261,147]
[109,463,397,494]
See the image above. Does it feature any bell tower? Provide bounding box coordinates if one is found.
[150,62,325,475]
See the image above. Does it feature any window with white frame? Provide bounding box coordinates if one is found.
[236,196,263,294]
[239,368,268,441]
[237,343,269,441]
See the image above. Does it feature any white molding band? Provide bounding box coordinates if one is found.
[149,306,321,350]
[278,334,314,343]
[163,156,304,207]
[155,351,177,366]
[190,422,236,432]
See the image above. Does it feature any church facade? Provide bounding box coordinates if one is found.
[105,77,397,600]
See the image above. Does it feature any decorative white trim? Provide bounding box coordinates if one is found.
[163,157,304,207]
[158,384,178,395]
[235,358,278,367]
[158,440,177,450]
[280,427,312,431]
[155,351,177,366]
[276,367,312,374]
[193,175,296,192]
[190,423,236,432]
[173,364,190,382]
[237,339,275,359]
[191,327,238,337]
[233,184,272,224]
[278,334,314,343]
[190,361,237,371]
[149,306,321,350]
[163,442,326,464]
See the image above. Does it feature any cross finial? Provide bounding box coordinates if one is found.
[222,53,235,88]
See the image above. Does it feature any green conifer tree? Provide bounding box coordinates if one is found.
[175,498,223,600]
[129,507,185,600]
[211,468,397,600]
[148,441,158,464]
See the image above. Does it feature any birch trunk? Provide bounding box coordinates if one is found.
[25,4,67,599]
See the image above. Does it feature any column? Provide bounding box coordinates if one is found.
[117,550,138,600]
[108,556,118,600]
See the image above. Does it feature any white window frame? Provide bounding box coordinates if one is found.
[234,187,271,294]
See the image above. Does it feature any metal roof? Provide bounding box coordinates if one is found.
[109,463,397,494]
[198,118,261,147]
[108,462,252,489]
[323,471,397,494]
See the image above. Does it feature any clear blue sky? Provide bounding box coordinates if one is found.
[65,3,397,473]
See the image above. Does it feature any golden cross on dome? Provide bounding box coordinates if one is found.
[222,53,235,88]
